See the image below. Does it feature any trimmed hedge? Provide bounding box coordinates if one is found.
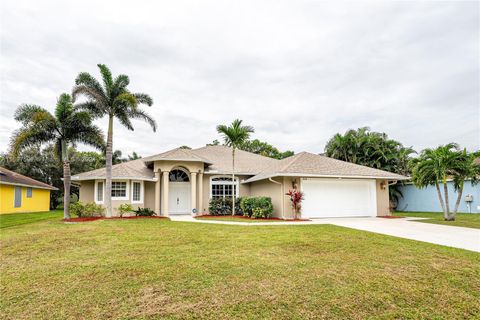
[69,202,105,218]
[208,197,243,216]
[240,197,273,219]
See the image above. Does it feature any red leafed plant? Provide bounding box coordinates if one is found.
[286,189,304,219]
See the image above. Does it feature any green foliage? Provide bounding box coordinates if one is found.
[324,127,416,207]
[208,198,243,216]
[240,197,273,219]
[69,202,105,218]
[239,139,294,159]
[410,143,479,219]
[134,207,155,216]
[117,203,134,217]
[325,127,415,175]
[216,119,254,149]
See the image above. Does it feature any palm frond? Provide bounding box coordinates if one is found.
[133,93,153,106]
[127,108,157,132]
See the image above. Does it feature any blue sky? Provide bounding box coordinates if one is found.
[0,0,478,156]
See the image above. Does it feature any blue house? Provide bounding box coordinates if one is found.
[396,180,479,213]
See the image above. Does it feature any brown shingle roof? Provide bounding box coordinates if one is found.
[243,152,408,183]
[0,167,58,190]
[192,145,278,174]
[144,148,213,164]
[72,146,408,182]
[71,158,155,181]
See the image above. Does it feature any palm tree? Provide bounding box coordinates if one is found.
[72,64,156,217]
[10,94,104,219]
[216,119,254,215]
[451,149,480,215]
[410,143,461,221]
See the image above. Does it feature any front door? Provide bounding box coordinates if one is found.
[169,182,191,214]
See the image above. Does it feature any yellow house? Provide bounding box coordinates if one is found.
[0,167,57,214]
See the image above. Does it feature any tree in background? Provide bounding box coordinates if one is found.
[10,94,104,219]
[324,127,416,208]
[217,119,254,215]
[238,139,294,160]
[73,64,156,217]
[207,138,293,160]
[411,144,479,220]
[112,150,142,164]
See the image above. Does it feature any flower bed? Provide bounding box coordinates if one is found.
[196,215,309,222]
[64,216,168,223]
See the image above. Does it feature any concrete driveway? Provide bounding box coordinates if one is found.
[172,215,480,252]
[311,217,480,252]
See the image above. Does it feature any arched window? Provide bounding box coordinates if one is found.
[169,169,189,182]
[210,176,239,199]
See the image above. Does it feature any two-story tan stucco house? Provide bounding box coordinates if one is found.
[72,145,407,219]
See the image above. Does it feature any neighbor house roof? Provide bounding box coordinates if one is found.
[0,167,58,190]
[72,146,408,182]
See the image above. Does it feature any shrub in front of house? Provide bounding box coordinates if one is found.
[134,207,155,216]
[240,197,273,219]
[69,202,105,218]
[117,203,134,217]
[208,197,242,215]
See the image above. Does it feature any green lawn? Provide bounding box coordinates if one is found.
[0,209,63,229]
[395,211,480,229]
[195,216,290,223]
[1,212,479,319]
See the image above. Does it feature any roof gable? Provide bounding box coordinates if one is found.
[0,167,58,190]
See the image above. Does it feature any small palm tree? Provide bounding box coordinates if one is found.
[216,119,254,215]
[10,94,104,219]
[410,143,462,221]
[451,149,480,214]
[72,64,156,217]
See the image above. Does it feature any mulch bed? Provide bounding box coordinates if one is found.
[378,216,404,219]
[196,215,309,222]
[64,216,168,223]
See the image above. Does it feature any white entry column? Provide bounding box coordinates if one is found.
[162,171,169,216]
[198,172,203,214]
[190,172,197,215]
[154,170,161,215]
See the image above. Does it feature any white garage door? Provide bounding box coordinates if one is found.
[301,178,377,218]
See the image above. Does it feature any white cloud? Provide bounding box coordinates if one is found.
[0,0,478,156]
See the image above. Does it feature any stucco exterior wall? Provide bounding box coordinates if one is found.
[79,180,94,203]
[0,185,51,214]
[249,178,284,218]
[144,181,156,210]
[376,180,390,216]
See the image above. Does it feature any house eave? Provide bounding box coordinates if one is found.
[0,181,58,191]
[243,172,410,184]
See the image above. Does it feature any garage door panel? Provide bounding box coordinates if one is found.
[301,179,377,218]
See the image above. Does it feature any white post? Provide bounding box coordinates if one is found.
[162,171,170,216]
[198,172,204,215]
[190,172,197,216]
[154,170,161,215]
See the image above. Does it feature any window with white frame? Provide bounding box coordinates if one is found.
[96,181,104,203]
[132,181,142,203]
[111,181,127,198]
[210,176,239,199]
[26,187,33,198]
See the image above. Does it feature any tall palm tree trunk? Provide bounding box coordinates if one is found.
[61,140,71,220]
[435,182,447,219]
[453,182,464,217]
[443,178,453,221]
[105,115,113,217]
[232,147,235,216]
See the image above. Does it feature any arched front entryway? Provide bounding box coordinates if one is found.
[168,168,191,214]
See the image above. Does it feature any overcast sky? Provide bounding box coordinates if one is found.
[1,0,479,156]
